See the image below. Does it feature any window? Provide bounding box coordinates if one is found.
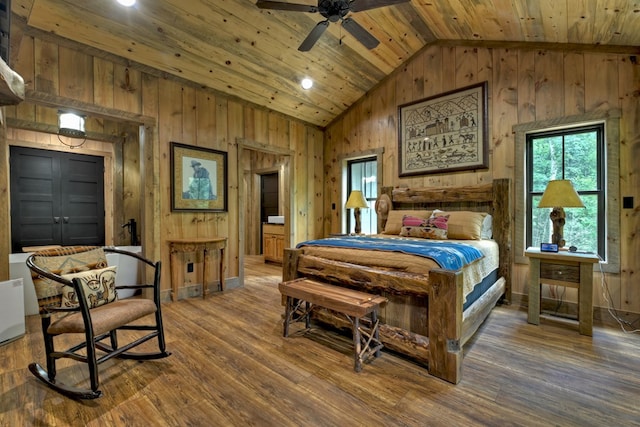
[514,110,620,273]
[526,124,605,258]
[347,157,377,235]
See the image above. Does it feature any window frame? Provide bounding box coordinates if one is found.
[525,124,606,257]
[513,110,620,273]
[340,148,384,235]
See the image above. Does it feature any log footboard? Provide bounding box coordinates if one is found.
[283,247,504,384]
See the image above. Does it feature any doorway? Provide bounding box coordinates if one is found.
[9,146,105,252]
[237,139,294,286]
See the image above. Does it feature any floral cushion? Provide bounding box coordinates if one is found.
[400,214,449,239]
[61,266,118,309]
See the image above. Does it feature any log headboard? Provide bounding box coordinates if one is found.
[376,179,512,301]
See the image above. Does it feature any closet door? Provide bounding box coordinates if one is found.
[59,153,105,246]
[10,147,105,252]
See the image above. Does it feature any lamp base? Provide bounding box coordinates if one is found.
[549,207,566,248]
[353,207,362,235]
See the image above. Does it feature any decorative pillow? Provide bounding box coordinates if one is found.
[383,210,432,235]
[402,215,428,227]
[30,247,108,300]
[432,210,488,240]
[400,215,449,239]
[61,266,118,309]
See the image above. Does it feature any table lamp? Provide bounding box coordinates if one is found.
[345,190,369,234]
[537,179,584,248]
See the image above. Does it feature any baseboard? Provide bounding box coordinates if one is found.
[160,276,240,302]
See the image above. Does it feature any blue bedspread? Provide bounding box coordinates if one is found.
[296,236,483,271]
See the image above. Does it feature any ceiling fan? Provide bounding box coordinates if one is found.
[256,0,410,51]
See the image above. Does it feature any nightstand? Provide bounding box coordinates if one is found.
[525,247,600,336]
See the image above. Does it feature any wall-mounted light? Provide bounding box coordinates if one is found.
[301,77,313,90]
[58,111,87,148]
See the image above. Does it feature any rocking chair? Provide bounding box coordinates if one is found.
[26,246,170,399]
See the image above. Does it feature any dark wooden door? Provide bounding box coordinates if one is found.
[10,147,105,252]
[260,172,279,222]
[260,173,279,254]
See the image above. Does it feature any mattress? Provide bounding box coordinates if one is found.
[297,235,499,304]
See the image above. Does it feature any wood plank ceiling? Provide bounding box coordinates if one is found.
[10,0,640,127]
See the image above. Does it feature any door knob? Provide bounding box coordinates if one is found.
[53,217,60,224]
[63,217,69,223]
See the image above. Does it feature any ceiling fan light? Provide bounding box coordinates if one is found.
[117,0,136,7]
[301,78,313,90]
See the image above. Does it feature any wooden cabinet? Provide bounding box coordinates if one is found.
[263,224,284,264]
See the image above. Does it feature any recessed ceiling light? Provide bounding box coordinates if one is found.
[301,78,313,90]
[117,0,136,7]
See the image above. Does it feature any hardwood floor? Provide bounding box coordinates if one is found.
[1,255,639,426]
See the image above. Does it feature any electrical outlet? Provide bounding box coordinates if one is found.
[623,196,634,209]
[187,262,194,273]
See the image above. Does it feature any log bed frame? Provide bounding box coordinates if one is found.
[283,179,512,384]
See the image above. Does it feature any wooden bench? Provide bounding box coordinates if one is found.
[278,278,388,372]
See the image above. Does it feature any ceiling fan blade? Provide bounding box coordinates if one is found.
[298,20,330,51]
[341,17,379,49]
[349,0,411,13]
[256,1,318,13]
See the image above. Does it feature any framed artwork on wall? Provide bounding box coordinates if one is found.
[398,81,488,177]
[171,142,228,212]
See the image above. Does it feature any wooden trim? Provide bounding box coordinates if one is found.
[0,109,9,280]
[25,90,155,125]
[6,117,123,144]
[433,39,640,55]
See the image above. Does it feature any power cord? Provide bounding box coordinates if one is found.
[597,256,640,334]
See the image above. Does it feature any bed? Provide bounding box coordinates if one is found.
[282,179,512,384]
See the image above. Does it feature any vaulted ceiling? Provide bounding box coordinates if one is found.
[11,0,640,127]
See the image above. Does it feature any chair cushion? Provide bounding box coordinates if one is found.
[48,299,157,336]
[61,266,118,309]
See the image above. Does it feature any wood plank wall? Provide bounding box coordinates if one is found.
[0,35,324,297]
[324,46,640,315]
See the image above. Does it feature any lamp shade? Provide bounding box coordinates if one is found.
[345,190,368,209]
[538,180,584,208]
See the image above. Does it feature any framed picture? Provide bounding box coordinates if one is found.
[171,142,228,212]
[398,81,488,177]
